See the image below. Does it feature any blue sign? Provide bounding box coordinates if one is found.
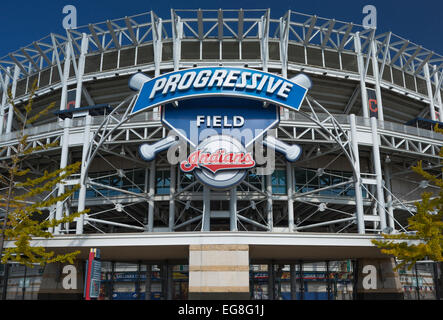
[162,97,279,147]
[130,67,308,115]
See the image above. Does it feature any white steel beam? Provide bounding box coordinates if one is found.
[350,114,366,234]
[424,63,437,120]
[354,33,369,118]
[370,117,387,231]
[0,67,10,135]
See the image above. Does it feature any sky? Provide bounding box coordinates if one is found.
[0,0,442,57]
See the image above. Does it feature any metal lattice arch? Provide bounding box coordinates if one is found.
[1,9,443,258]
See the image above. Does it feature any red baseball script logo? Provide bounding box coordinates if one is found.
[180,149,255,174]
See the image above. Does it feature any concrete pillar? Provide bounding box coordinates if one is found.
[37,261,85,300]
[356,258,403,300]
[188,245,250,300]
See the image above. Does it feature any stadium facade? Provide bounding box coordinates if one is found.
[0,9,442,300]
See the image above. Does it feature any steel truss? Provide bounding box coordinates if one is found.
[0,9,442,239]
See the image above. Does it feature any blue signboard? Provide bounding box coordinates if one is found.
[130,67,308,115]
[162,97,279,147]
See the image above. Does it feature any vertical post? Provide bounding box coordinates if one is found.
[424,63,436,121]
[136,262,141,300]
[384,164,395,232]
[370,36,384,121]
[110,261,115,300]
[286,162,294,231]
[326,261,331,300]
[167,262,173,300]
[169,165,176,232]
[260,9,270,72]
[433,66,443,122]
[22,265,27,300]
[0,67,11,135]
[433,262,440,300]
[266,174,273,231]
[354,33,369,118]
[279,11,290,79]
[171,9,182,71]
[349,114,366,234]
[230,188,237,231]
[147,161,155,232]
[414,263,420,300]
[290,264,297,300]
[75,33,90,235]
[370,117,387,231]
[268,262,274,300]
[299,261,304,300]
[145,264,152,300]
[55,43,72,235]
[6,65,20,135]
[1,263,9,300]
[202,186,210,231]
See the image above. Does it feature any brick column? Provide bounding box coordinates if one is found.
[188,244,250,300]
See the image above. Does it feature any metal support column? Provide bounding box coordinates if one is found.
[169,165,176,232]
[202,186,210,231]
[171,9,182,71]
[230,188,238,231]
[424,63,437,121]
[384,164,395,232]
[299,261,305,300]
[259,9,270,72]
[370,117,387,231]
[279,11,290,79]
[349,114,366,234]
[354,33,369,118]
[326,261,332,300]
[370,36,384,121]
[268,262,274,300]
[0,67,10,135]
[147,161,155,232]
[167,262,173,300]
[290,264,297,300]
[145,264,152,300]
[55,43,72,235]
[5,65,20,135]
[287,162,294,231]
[266,174,273,232]
[433,66,443,122]
[75,33,90,235]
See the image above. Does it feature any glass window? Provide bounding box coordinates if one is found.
[156,170,171,195]
[271,169,287,194]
